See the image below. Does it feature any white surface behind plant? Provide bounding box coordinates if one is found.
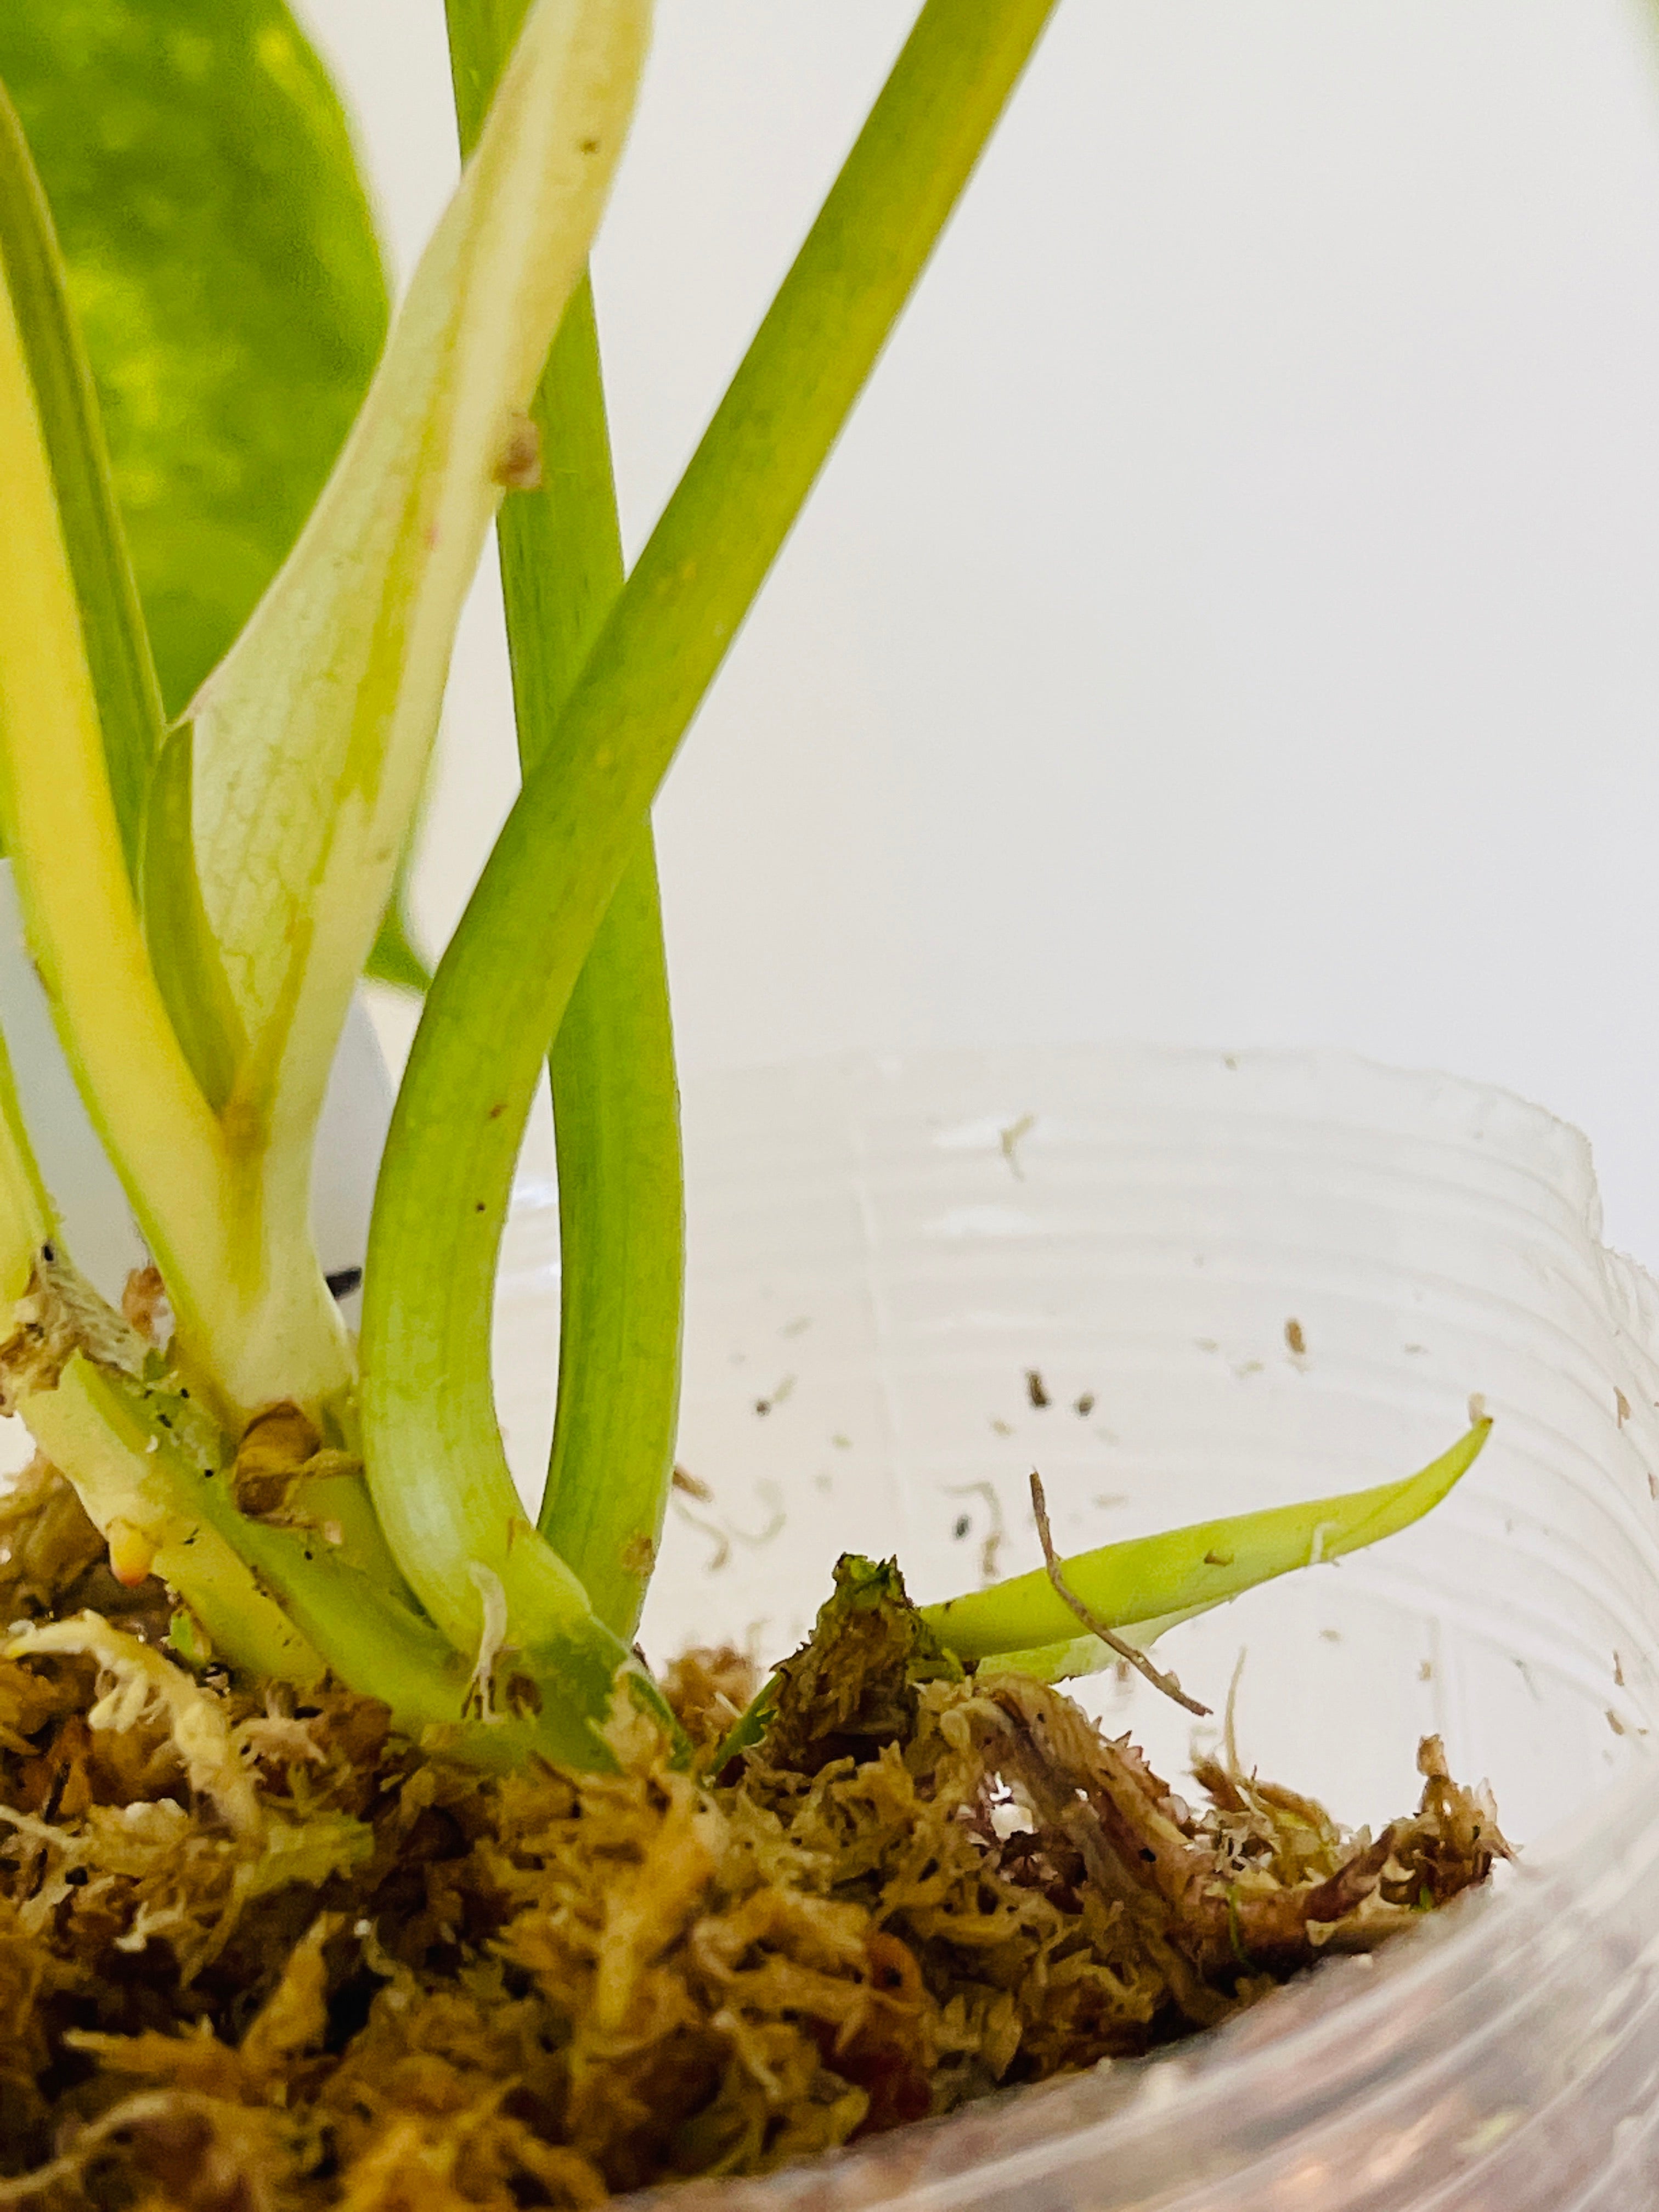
[298,0,1659,1265]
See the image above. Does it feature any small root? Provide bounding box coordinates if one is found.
[1030,1470,1210,1716]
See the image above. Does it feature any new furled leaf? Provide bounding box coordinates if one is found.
[921,1422,1491,1670]
[3,0,427,1003]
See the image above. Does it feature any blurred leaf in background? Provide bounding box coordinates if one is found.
[0,0,390,718]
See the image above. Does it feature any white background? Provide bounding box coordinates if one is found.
[296,0,1659,1263]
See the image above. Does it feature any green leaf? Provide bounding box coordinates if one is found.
[364,0,1059,1658]
[446,0,685,1643]
[140,728,246,1115]
[0,0,390,717]
[919,1423,1492,1669]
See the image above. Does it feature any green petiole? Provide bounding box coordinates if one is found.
[444,0,685,1644]
[923,1423,1492,1668]
[0,0,1502,1791]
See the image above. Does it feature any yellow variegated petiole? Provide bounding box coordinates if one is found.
[0,99,296,1421]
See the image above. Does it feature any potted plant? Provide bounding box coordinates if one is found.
[0,2,1534,2202]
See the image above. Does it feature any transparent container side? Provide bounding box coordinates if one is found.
[495,1046,1659,2211]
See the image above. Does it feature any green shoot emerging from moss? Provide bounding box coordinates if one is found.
[0,0,1488,1772]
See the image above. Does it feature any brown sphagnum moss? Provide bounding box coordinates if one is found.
[0,4,1529,2203]
[0,1486,1505,2210]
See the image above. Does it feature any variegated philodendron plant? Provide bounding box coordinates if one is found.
[0,0,1486,1769]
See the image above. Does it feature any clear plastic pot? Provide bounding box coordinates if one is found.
[495,1045,1659,2211]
